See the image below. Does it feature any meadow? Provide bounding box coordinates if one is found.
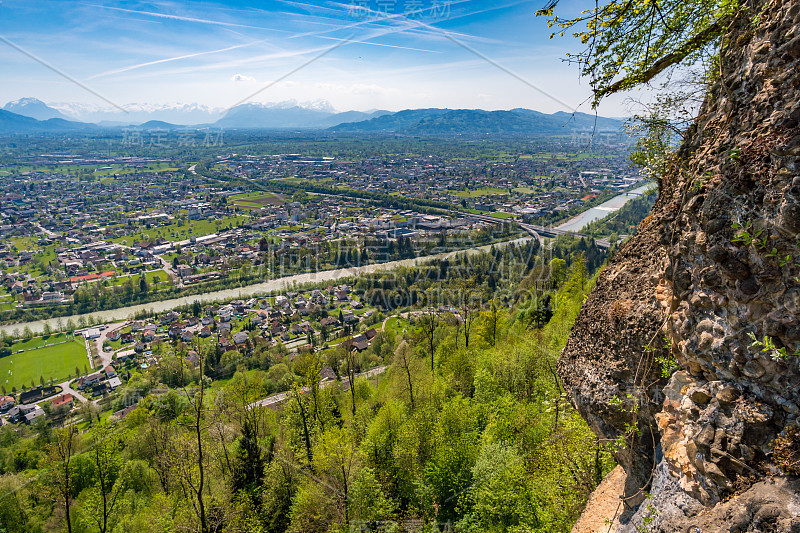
[110,215,248,246]
[0,334,89,391]
[229,191,286,208]
[450,186,509,198]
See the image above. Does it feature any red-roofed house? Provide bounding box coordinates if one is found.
[70,271,116,285]
[52,394,74,410]
[0,395,15,411]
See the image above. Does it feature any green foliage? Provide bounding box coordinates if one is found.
[0,242,615,533]
[655,336,679,377]
[732,220,768,249]
[537,0,743,105]
[748,332,800,361]
[610,392,643,452]
[627,118,674,187]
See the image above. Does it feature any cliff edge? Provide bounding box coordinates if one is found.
[561,0,800,530]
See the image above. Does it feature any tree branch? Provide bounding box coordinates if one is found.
[597,17,726,99]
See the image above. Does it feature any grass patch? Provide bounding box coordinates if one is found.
[93,163,179,178]
[0,336,89,390]
[110,215,247,246]
[450,187,508,198]
[383,316,410,336]
[230,192,285,207]
[486,212,516,219]
[10,333,69,351]
[106,269,169,288]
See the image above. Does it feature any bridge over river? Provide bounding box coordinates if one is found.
[459,213,611,248]
[459,182,653,249]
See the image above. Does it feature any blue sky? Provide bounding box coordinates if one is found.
[0,0,636,115]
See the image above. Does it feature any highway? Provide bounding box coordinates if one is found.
[458,211,611,249]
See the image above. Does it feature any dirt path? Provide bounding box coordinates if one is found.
[571,465,626,533]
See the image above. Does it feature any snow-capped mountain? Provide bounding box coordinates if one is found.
[49,102,224,125]
[215,100,389,129]
[2,98,69,121]
[1,97,391,128]
[28,99,344,126]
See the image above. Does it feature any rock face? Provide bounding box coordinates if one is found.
[560,0,800,530]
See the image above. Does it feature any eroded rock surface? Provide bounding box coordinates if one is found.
[561,0,800,529]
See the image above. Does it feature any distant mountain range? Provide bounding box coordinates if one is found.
[329,108,625,134]
[0,109,98,133]
[53,101,222,125]
[214,102,390,129]
[0,98,626,135]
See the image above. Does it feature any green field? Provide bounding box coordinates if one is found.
[111,215,248,246]
[229,192,285,208]
[0,336,89,390]
[11,333,69,350]
[107,269,169,287]
[8,240,60,277]
[486,212,516,219]
[450,187,509,198]
[93,163,178,178]
[383,316,411,336]
[0,161,180,178]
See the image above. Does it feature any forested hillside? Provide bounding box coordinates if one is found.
[0,240,615,533]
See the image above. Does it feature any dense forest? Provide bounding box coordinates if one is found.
[0,238,615,533]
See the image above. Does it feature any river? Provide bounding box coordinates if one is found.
[555,182,655,233]
[0,237,534,336]
[2,184,654,336]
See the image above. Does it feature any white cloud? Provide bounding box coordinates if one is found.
[350,83,391,95]
[314,82,344,92]
[231,74,256,83]
[313,82,394,96]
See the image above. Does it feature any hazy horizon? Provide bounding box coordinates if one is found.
[0,0,640,118]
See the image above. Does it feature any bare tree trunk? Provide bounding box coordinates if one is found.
[51,426,78,533]
[293,384,314,466]
[547,361,562,432]
[341,464,349,526]
[346,350,357,416]
[405,364,415,410]
[195,404,207,533]
[182,350,209,533]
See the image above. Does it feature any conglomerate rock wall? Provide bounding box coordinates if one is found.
[560,0,800,530]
